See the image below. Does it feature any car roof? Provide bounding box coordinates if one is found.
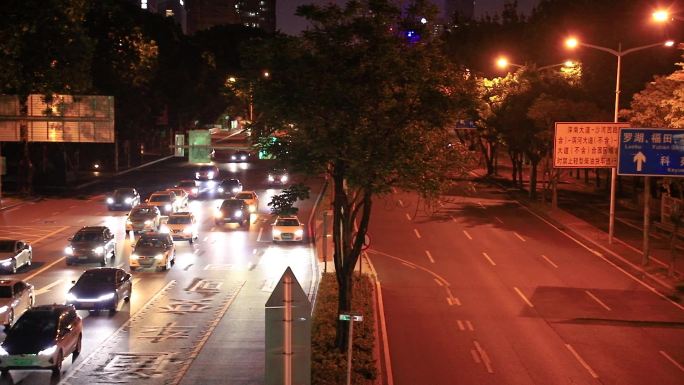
[139,232,171,238]
[77,226,107,232]
[28,304,74,315]
[150,191,172,196]
[133,204,157,209]
[276,215,299,220]
[221,178,240,183]
[0,279,23,286]
[169,211,193,217]
[114,188,136,193]
[237,190,256,194]
[80,267,121,276]
[221,199,244,205]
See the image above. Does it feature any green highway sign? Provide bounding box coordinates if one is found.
[188,130,211,163]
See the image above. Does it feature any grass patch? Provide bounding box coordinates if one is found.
[312,273,377,385]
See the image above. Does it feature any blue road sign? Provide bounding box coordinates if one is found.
[617,128,684,176]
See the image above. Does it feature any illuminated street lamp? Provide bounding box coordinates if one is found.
[652,9,671,22]
[496,56,577,72]
[226,71,270,122]
[565,36,675,244]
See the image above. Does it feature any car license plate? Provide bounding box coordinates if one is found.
[78,256,88,259]
[79,302,93,309]
[282,234,293,239]
[10,357,36,366]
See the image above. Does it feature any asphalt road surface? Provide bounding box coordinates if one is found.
[0,133,322,385]
[368,182,684,385]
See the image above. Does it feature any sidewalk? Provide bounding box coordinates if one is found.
[471,156,684,299]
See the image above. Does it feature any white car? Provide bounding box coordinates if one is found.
[165,212,198,243]
[234,191,259,213]
[272,216,305,242]
[0,280,34,327]
[166,188,189,209]
[0,240,32,274]
[146,191,181,214]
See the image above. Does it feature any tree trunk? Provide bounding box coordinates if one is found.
[509,150,517,185]
[670,224,678,277]
[584,168,589,184]
[552,169,559,209]
[529,160,539,199]
[335,272,352,351]
[516,156,524,189]
[595,168,600,188]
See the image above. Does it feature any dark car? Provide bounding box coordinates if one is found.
[230,150,250,162]
[0,240,32,274]
[267,168,289,186]
[125,204,162,233]
[0,305,82,375]
[64,226,116,266]
[214,199,250,227]
[66,268,131,313]
[106,188,140,210]
[216,178,243,197]
[195,164,220,181]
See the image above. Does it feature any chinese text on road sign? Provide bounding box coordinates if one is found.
[553,122,629,168]
[617,128,684,176]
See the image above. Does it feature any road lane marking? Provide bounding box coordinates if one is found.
[513,232,526,242]
[184,264,194,271]
[413,229,421,239]
[433,278,443,287]
[391,187,397,194]
[463,230,473,240]
[585,290,611,311]
[30,225,69,245]
[401,262,416,269]
[494,216,504,224]
[397,199,404,207]
[473,341,494,373]
[405,213,411,221]
[61,280,177,383]
[565,344,599,378]
[5,207,20,213]
[466,321,474,331]
[482,252,496,266]
[659,350,684,372]
[541,254,558,268]
[518,204,684,310]
[364,257,394,385]
[203,236,208,241]
[25,257,66,281]
[256,227,263,242]
[513,287,534,307]
[35,279,63,296]
[477,202,486,209]
[451,215,457,223]
[457,320,464,330]
[425,250,435,263]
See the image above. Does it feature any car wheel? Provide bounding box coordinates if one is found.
[52,350,63,375]
[111,247,116,260]
[130,266,137,272]
[66,260,73,266]
[10,260,16,274]
[73,334,82,360]
[100,257,107,267]
[189,237,194,244]
[27,252,32,267]
[0,369,8,376]
[109,295,118,314]
[6,309,13,327]
[29,296,35,307]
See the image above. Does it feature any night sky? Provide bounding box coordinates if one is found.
[276,0,538,35]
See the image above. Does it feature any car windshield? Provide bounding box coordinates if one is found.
[277,219,300,226]
[178,181,195,187]
[167,216,192,224]
[12,312,57,335]
[199,166,215,172]
[0,286,12,298]
[137,238,165,248]
[235,193,252,200]
[221,180,239,186]
[0,241,15,252]
[149,194,171,202]
[72,231,102,242]
[78,270,115,285]
[114,189,134,197]
[168,189,183,195]
[221,201,242,210]
[131,208,153,216]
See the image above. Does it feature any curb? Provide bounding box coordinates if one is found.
[0,196,43,212]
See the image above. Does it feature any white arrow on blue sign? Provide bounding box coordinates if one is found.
[617,128,684,177]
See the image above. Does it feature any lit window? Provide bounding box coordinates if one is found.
[141,0,147,9]
[244,23,250,27]
[166,9,174,17]
[179,0,184,5]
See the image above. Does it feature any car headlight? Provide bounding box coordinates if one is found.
[0,306,8,313]
[268,175,275,182]
[144,220,153,225]
[281,175,289,183]
[214,210,223,218]
[1,260,11,266]
[183,227,193,234]
[38,345,57,356]
[124,197,133,204]
[65,246,74,255]
[207,172,214,179]
[231,155,236,160]
[97,292,116,301]
[295,229,304,237]
[164,204,172,211]
[106,197,114,204]
[130,254,139,260]
[154,254,164,260]
[248,205,256,213]
[272,229,281,236]
[66,293,77,302]
[0,346,9,356]
[195,172,200,178]
[234,210,242,218]
[159,226,169,233]
[93,246,104,255]
[126,219,133,225]
[217,187,224,193]
[240,155,246,160]
[232,187,239,193]
[191,187,198,194]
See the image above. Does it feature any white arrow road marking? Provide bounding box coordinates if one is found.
[35,279,63,296]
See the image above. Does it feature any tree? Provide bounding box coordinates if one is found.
[268,183,310,216]
[247,0,476,350]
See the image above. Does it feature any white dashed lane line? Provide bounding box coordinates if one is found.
[513,287,534,308]
[482,252,496,266]
[540,254,558,268]
[413,229,421,239]
[585,290,611,311]
[463,230,473,240]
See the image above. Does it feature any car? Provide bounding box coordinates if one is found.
[195,164,220,181]
[146,191,181,214]
[0,280,34,327]
[216,178,243,197]
[0,304,82,375]
[267,168,289,186]
[234,191,259,213]
[230,150,250,162]
[165,188,189,208]
[176,179,199,198]
[165,212,198,243]
[66,268,132,314]
[106,188,140,210]
[272,216,305,242]
[0,240,32,274]
[129,232,176,271]
[64,226,116,266]
[214,199,250,227]
[125,205,162,233]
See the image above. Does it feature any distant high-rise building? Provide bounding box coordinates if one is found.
[444,0,474,22]
[158,0,187,33]
[186,0,275,34]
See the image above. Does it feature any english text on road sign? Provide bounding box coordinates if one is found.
[553,122,629,168]
[617,128,684,176]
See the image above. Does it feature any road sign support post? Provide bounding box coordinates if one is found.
[339,314,363,385]
[322,211,329,273]
[643,176,651,265]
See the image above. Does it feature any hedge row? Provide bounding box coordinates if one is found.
[312,273,378,385]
